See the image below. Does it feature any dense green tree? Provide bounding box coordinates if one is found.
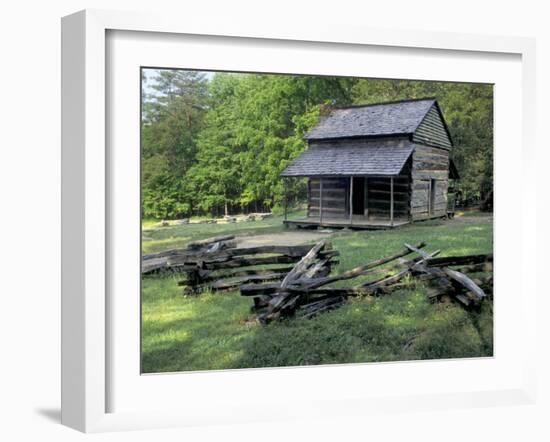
[351,79,493,203]
[186,73,353,215]
[141,70,208,218]
[185,74,243,216]
[141,70,493,219]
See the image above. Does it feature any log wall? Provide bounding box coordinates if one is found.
[308,177,349,219]
[411,144,450,220]
[412,104,452,149]
[366,176,410,219]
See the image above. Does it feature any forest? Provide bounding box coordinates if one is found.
[141,69,493,220]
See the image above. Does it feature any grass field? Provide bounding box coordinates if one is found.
[142,211,303,254]
[141,211,493,373]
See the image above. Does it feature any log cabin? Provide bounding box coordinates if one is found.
[280,98,459,229]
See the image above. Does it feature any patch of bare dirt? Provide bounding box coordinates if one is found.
[236,230,333,248]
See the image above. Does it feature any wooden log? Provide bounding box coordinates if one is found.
[188,272,287,291]
[409,263,455,294]
[412,258,487,304]
[264,250,441,300]
[412,161,448,171]
[303,259,331,279]
[169,249,338,268]
[143,248,187,261]
[367,198,408,206]
[404,243,431,259]
[412,170,448,180]
[309,196,346,203]
[141,257,169,274]
[241,283,289,296]
[205,240,237,253]
[144,241,277,272]
[454,293,473,306]
[280,240,327,289]
[367,189,409,197]
[171,255,301,271]
[186,235,235,250]
[187,265,296,283]
[300,296,346,318]
[452,262,493,274]
[307,206,347,214]
[292,241,426,290]
[441,267,486,300]
[256,240,339,322]
[426,254,493,267]
[251,295,272,311]
[173,244,324,261]
[267,290,293,311]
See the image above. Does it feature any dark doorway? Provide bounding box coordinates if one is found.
[352,177,365,215]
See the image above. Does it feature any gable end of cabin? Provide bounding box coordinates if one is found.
[412,103,453,149]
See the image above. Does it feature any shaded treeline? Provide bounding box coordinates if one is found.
[141,70,492,219]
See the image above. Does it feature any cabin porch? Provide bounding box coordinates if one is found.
[283,216,410,230]
[283,175,412,230]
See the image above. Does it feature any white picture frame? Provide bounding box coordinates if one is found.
[61,9,537,433]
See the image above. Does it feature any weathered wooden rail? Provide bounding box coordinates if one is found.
[240,241,493,324]
[142,236,339,294]
[143,235,492,324]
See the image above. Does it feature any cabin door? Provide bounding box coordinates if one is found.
[352,177,365,215]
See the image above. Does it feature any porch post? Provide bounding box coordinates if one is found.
[283,178,288,221]
[319,177,323,224]
[365,177,369,219]
[349,176,353,225]
[390,177,394,227]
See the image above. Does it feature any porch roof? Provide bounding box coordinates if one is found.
[280,139,415,177]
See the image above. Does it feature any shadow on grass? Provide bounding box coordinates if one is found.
[142,287,493,374]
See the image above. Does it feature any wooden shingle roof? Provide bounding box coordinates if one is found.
[305,98,437,141]
[280,139,415,177]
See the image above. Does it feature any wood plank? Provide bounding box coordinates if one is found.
[413,152,449,163]
[309,196,346,203]
[412,181,430,190]
[193,272,286,291]
[310,189,345,197]
[193,265,295,282]
[368,198,408,206]
[186,235,235,250]
[280,240,327,289]
[308,206,347,213]
[367,183,409,192]
[290,242,427,291]
[368,189,409,197]
[441,267,486,300]
[412,169,449,177]
[413,161,448,171]
[414,144,450,156]
[427,254,493,267]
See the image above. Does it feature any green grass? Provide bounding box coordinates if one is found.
[142,210,305,254]
[141,211,493,373]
